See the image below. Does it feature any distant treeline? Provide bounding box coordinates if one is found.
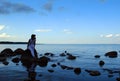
[0,41,27,44]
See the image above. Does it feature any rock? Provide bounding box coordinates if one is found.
[44,52,54,57]
[2,61,9,65]
[48,69,54,73]
[74,68,81,75]
[37,56,50,67]
[89,71,101,76]
[1,48,14,56]
[105,51,118,58]
[67,54,76,60]
[116,78,120,81]
[14,48,24,55]
[66,66,74,70]
[60,53,66,56]
[85,69,101,76]
[60,65,67,70]
[94,55,100,58]
[0,57,6,61]
[108,74,113,77]
[51,64,57,67]
[57,62,60,65]
[12,57,20,63]
[99,60,105,67]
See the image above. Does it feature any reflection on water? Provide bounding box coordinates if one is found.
[23,61,39,81]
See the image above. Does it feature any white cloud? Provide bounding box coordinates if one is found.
[115,34,120,37]
[105,34,113,38]
[63,29,73,34]
[35,29,52,32]
[100,34,120,38]
[0,25,5,30]
[0,33,11,38]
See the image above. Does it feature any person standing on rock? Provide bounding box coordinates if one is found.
[27,34,38,59]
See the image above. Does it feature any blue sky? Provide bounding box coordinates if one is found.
[0,0,120,44]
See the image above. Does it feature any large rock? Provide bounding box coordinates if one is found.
[105,51,118,58]
[12,57,20,63]
[37,56,50,67]
[0,54,6,61]
[0,48,14,56]
[14,48,25,55]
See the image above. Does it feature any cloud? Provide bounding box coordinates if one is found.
[43,2,53,12]
[35,29,52,32]
[105,34,113,38]
[0,25,5,30]
[58,7,65,11]
[0,33,11,38]
[0,1,35,14]
[100,34,120,38]
[115,34,120,37]
[63,29,73,34]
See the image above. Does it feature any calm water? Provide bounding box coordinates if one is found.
[0,44,120,81]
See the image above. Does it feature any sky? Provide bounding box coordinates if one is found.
[0,0,120,44]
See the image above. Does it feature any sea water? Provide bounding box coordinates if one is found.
[0,44,120,81]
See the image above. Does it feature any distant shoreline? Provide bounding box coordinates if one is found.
[0,41,27,44]
[0,41,43,45]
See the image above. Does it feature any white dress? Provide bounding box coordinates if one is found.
[28,39,35,57]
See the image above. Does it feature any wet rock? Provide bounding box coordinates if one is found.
[89,71,101,76]
[67,54,76,60]
[105,51,118,58]
[85,69,101,76]
[44,52,54,57]
[60,65,67,70]
[1,48,14,56]
[60,53,66,56]
[48,69,54,73]
[66,66,74,70]
[57,62,60,65]
[0,57,6,61]
[108,74,113,77]
[94,55,100,58]
[74,68,81,75]
[12,57,20,63]
[37,56,50,67]
[51,64,57,67]
[14,48,24,55]
[2,61,9,65]
[116,78,120,81]
[99,60,105,67]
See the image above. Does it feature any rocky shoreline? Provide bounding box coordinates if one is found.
[0,48,120,81]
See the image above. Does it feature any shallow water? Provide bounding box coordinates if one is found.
[0,44,120,81]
